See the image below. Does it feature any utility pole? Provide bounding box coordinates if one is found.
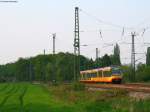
[95,48,99,68]
[29,59,32,82]
[52,33,56,55]
[96,48,99,60]
[131,32,136,81]
[50,33,56,82]
[74,7,80,81]
[44,49,45,55]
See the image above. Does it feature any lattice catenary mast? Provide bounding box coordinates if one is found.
[131,32,136,80]
[74,7,80,80]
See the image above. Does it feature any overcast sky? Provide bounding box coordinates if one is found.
[0,0,150,64]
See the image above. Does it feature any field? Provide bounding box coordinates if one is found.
[0,83,149,112]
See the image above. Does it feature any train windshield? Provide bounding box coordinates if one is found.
[111,67,122,76]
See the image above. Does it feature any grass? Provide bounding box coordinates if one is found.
[0,83,149,112]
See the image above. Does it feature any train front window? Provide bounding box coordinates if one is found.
[112,68,122,76]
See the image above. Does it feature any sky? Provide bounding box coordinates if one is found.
[0,0,150,64]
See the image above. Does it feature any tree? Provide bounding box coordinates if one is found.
[112,43,121,65]
[15,58,30,81]
[0,52,119,82]
[45,63,53,82]
[146,47,150,66]
[101,54,111,67]
[136,63,150,82]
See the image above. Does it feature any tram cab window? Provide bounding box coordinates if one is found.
[103,71,112,77]
[112,68,122,76]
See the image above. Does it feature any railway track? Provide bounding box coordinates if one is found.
[86,83,150,93]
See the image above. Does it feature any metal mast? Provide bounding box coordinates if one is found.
[74,7,80,80]
[52,33,56,54]
[131,32,136,80]
[96,48,99,60]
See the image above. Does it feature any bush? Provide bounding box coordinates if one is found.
[72,82,85,91]
[136,64,150,82]
[107,89,128,97]
[121,66,133,83]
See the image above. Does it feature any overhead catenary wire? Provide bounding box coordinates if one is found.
[133,16,150,29]
[79,8,135,31]
[48,7,149,64]
[80,8,150,36]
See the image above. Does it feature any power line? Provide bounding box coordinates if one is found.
[134,17,150,28]
[79,8,133,30]
[80,8,150,38]
[78,7,149,65]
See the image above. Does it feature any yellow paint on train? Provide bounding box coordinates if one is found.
[80,66,122,84]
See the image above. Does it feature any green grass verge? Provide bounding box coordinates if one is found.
[0,83,149,112]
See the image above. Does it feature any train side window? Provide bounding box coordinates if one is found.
[90,74,93,78]
[82,74,85,80]
[87,73,91,79]
[89,74,92,78]
[103,71,112,77]
[91,73,97,78]
[90,74,92,78]
[85,73,88,80]
[98,71,102,77]
[80,74,82,80]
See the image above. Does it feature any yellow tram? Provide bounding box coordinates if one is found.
[80,66,122,84]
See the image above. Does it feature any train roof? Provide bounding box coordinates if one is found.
[80,66,121,74]
[80,66,112,74]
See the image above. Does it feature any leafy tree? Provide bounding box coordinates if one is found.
[112,43,121,65]
[101,54,111,67]
[45,63,53,82]
[136,63,150,82]
[15,58,30,81]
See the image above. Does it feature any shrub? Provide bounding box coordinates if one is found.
[72,82,85,91]
[136,64,150,82]
[106,89,128,97]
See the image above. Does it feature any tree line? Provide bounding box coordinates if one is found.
[0,44,150,82]
[0,44,121,82]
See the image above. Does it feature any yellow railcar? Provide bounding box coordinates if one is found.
[80,66,122,84]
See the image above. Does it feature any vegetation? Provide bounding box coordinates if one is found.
[121,63,150,82]
[146,47,150,66]
[0,44,121,82]
[0,44,150,83]
[72,82,85,91]
[0,83,149,112]
[135,64,150,82]
[112,43,121,65]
